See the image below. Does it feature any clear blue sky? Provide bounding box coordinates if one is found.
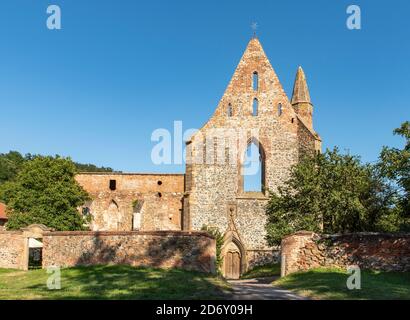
[0,0,409,173]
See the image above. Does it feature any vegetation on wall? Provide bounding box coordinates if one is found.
[0,156,91,231]
[201,225,224,274]
[266,122,410,245]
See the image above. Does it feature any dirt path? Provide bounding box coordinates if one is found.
[227,277,308,300]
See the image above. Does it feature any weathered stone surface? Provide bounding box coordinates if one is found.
[185,38,320,274]
[76,173,184,231]
[281,232,410,276]
[0,231,26,269]
[42,231,216,274]
[72,37,321,276]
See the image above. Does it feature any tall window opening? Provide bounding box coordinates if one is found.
[252,72,258,91]
[106,200,120,230]
[242,140,264,192]
[227,103,233,117]
[278,103,283,116]
[253,98,258,116]
[109,179,116,191]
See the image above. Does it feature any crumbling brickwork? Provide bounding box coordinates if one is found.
[74,38,321,278]
[184,38,321,276]
[0,231,26,269]
[42,231,216,274]
[281,231,410,276]
[76,173,184,231]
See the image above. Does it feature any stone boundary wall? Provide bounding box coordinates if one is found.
[281,231,410,276]
[42,231,216,274]
[0,231,27,270]
[247,249,280,269]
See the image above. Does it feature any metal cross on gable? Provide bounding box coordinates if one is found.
[251,22,258,37]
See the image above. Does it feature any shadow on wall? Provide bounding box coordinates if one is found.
[67,233,214,274]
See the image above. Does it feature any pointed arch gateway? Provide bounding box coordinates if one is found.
[222,231,246,279]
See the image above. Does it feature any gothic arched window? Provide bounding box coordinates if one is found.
[242,139,265,193]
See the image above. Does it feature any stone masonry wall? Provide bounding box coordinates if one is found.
[42,231,216,274]
[75,173,184,231]
[281,231,410,276]
[184,38,320,272]
[0,231,26,270]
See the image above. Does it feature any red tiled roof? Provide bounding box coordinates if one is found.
[0,202,7,220]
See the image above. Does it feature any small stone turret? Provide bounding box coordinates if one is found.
[291,66,313,130]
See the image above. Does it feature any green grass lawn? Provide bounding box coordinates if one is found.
[241,263,281,279]
[0,265,231,300]
[274,267,410,300]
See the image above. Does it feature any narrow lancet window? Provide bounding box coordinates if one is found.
[253,72,258,91]
[227,104,233,117]
[253,98,258,116]
[278,103,282,116]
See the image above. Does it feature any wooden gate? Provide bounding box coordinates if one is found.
[224,251,241,279]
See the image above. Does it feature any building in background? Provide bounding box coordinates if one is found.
[76,37,321,278]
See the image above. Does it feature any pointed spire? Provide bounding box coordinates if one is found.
[291,66,311,105]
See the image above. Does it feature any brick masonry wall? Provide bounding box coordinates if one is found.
[75,173,184,231]
[42,231,216,274]
[0,231,26,270]
[281,231,410,276]
[247,249,280,269]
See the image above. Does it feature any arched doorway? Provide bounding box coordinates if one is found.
[222,232,246,279]
[223,241,242,279]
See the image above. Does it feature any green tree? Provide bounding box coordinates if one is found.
[0,150,115,187]
[0,156,90,231]
[379,121,410,218]
[201,225,224,275]
[265,148,395,245]
[74,162,114,173]
[0,151,25,185]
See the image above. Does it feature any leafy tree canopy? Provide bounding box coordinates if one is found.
[0,151,114,186]
[265,148,396,246]
[0,156,90,231]
[379,121,410,216]
[0,151,26,185]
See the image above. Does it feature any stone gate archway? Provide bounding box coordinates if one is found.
[221,233,246,279]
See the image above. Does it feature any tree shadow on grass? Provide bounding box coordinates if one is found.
[29,233,226,300]
[26,265,227,300]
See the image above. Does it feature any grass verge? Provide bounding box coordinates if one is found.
[274,267,410,300]
[0,265,231,300]
[241,263,281,279]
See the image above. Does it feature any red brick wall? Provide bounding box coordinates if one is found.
[42,231,216,274]
[75,173,185,231]
[281,231,410,276]
[0,231,27,270]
